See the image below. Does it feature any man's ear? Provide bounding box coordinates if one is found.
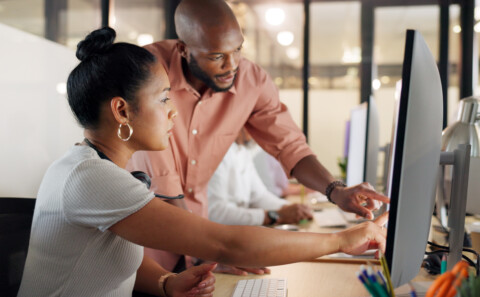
[110,97,130,124]
[176,40,188,59]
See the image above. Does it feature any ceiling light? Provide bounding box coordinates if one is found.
[274,77,283,86]
[265,8,285,26]
[342,46,361,64]
[380,76,390,84]
[277,31,294,46]
[475,22,480,33]
[372,79,381,90]
[137,34,154,46]
[453,25,462,34]
[286,47,300,60]
[56,83,67,95]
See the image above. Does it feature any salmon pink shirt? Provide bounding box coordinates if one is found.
[127,40,313,270]
[128,39,313,217]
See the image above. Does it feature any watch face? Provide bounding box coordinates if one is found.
[268,211,279,223]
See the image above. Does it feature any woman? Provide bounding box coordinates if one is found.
[18,27,387,297]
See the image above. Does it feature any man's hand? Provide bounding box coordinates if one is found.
[213,263,271,276]
[336,211,389,256]
[164,263,217,297]
[330,182,389,219]
[277,204,313,224]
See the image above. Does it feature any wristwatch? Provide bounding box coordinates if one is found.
[267,210,280,225]
[158,272,177,297]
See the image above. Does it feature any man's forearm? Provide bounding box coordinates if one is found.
[290,155,336,194]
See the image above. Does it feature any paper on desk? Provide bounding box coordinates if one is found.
[314,208,349,227]
[307,191,328,203]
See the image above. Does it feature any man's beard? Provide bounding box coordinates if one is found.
[188,54,237,92]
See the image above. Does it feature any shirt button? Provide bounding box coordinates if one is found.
[191,159,197,165]
[187,188,193,193]
[192,129,198,135]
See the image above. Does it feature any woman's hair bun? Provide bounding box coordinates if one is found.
[76,27,116,61]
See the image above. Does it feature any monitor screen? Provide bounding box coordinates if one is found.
[346,96,379,187]
[385,29,443,288]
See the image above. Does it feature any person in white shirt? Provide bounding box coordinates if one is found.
[208,128,313,226]
[253,147,316,198]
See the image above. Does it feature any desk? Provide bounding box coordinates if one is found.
[213,260,434,297]
[213,195,436,296]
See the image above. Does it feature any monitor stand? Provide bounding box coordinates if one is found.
[438,144,471,270]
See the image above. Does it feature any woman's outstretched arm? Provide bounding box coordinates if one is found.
[110,198,387,268]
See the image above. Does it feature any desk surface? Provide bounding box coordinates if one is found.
[212,195,436,296]
[213,261,434,297]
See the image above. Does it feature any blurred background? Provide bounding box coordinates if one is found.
[0,0,477,187]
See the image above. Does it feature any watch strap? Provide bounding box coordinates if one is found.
[267,210,279,225]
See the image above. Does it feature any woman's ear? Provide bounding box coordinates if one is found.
[110,97,130,124]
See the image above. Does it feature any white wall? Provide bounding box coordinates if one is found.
[279,89,394,178]
[0,24,82,198]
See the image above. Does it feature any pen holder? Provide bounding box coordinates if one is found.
[357,262,397,297]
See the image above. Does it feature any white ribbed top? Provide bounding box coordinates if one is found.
[18,145,155,297]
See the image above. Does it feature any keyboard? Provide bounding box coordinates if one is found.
[231,278,287,297]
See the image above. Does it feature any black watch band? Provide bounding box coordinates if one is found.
[267,210,279,225]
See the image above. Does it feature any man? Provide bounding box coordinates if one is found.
[127,0,388,274]
[208,128,313,226]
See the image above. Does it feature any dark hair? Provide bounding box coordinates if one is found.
[67,27,156,129]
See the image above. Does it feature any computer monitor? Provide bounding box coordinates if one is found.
[384,29,443,288]
[346,96,380,187]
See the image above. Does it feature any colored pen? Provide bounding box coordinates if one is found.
[367,265,379,283]
[376,270,388,292]
[357,272,378,297]
[440,253,447,274]
[371,281,389,297]
[408,282,417,297]
[360,265,372,282]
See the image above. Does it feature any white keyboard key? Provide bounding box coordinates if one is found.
[231,278,287,297]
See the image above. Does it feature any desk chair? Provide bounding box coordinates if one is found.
[0,198,35,297]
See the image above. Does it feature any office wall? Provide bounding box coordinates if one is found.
[279,89,391,178]
[0,24,82,198]
[280,86,460,179]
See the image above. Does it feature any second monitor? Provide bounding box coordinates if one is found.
[346,96,380,188]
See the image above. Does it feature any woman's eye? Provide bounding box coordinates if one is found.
[161,97,170,103]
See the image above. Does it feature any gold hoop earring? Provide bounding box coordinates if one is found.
[117,122,133,141]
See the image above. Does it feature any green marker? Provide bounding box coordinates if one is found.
[440,253,447,274]
[299,219,309,225]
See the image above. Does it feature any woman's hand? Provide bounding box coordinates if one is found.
[336,212,388,256]
[164,263,217,297]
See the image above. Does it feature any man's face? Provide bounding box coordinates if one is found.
[187,53,238,92]
[184,31,244,92]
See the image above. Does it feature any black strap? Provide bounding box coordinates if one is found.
[83,138,184,200]
[84,138,112,162]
